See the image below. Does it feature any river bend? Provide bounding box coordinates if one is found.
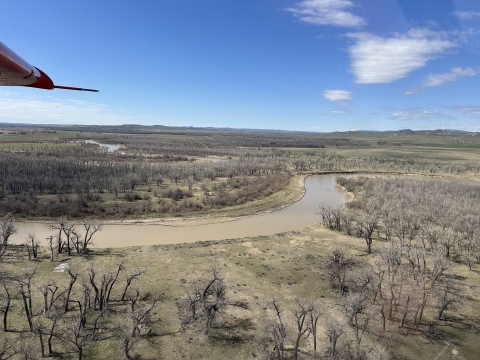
[12,175,349,248]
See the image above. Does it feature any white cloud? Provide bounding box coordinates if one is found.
[0,96,153,124]
[323,89,352,101]
[405,67,477,95]
[389,107,454,121]
[452,11,480,20]
[286,0,366,28]
[348,28,458,84]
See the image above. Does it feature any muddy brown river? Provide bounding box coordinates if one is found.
[12,175,350,248]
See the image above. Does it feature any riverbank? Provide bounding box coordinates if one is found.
[12,175,348,247]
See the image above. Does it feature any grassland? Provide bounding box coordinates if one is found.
[3,223,479,359]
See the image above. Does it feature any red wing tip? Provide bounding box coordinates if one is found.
[54,85,99,92]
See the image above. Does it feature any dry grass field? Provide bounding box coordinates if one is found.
[2,222,479,359]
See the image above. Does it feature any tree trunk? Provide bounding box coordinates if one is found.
[3,298,10,331]
[21,293,33,331]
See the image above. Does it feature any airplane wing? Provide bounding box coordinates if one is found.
[0,41,98,92]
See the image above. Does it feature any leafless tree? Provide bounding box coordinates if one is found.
[431,251,449,289]
[435,278,463,320]
[38,279,67,315]
[0,336,17,359]
[324,316,344,359]
[121,268,146,301]
[0,214,16,259]
[261,299,287,360]
[0,276,13,332]
[32,319,46,358]
[325,249,355,295]
[75,220,102,254]
[16,266,38,332]
[61,317,94,360]
[65,268,79,312]
[293,300,309,360]
[120,292,162,359]
[88,261,124,311]
[45,304,63,357]
[183,268,228,337]
[24,233,40,260]
[47,235,55,261]
[307,302,322,358]
[355,205,380,254]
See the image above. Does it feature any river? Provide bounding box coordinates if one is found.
[84,140,121,152]
[12,174,350,248]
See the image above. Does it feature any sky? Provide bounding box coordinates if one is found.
[1,0,480,132]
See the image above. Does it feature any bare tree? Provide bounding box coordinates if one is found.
[0,214,16,259]
[45,304,64,357]
[120,292,162,359]
[74,220,102,254]
[435,278,463,320]
[0,336,17,359]
[65,268,79,312]
[183,267,228,337]
[431,251,449,288]
[293,300,309,360]
[16,266,38,332]
[261,299,287,360]
[342,293,375,359]
[24,233,40,260]
[121,268,146,301]
[32,319,46,358]
[356,207,380,254]
[47,235,55,261]
[88,261,124,311]
[324,317,344,359]
[307,302,322,358]
[38,279,66,315]
[325,248,355,295]
[62,318,94,360]
[0,276,13,332]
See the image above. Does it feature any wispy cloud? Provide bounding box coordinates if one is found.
[323,89,352,108]
[348,28,459,84]
[389,107,454,121]
[423,67,477,87]
[452,11,480,20]
[323,89,351,101]
[286,0,366,28]
[405,67,477,95]
[449,105,480,118]
[328,109,348,115]
[0,95,153,124]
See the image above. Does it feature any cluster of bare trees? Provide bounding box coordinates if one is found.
[321,177,480,263]
[48,217,102,257]
[312,152,480,176]
[0,215,102,263]
[315,176,480,353]
[106,134,367,156]
[0,258,158,359]
[257,293,390,360]
[0,147,291,218]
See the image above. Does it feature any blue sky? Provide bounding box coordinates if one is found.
[1,0,479,132]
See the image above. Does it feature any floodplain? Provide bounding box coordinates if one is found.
[0,124,480,359]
